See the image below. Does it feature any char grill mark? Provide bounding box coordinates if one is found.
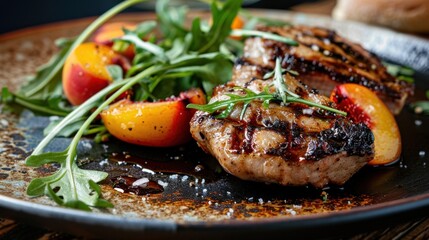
[306,121,374,160]
[190,94,375,187]
[243,25,414,114]
[189,26,380,187]
[224,109,374,162]
[195,70,375,163]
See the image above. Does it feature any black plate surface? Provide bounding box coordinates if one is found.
[0,11,428,240]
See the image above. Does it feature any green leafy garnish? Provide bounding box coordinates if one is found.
[241,10,292,30]
[1,87,71,116]
[0,0,150,119]
[21,0,244,211]
[0,38,74,115]
[197,0,242,53]
[26,151,112,210]
[188,57,347,118]
[21,0,147,98]
[230,29,298,46]
[263,67,298,79]
[19,37,75,99]
[188,87,274,119]
[410,90,429,115]
[273,58,299,102]
[383,61,415,83]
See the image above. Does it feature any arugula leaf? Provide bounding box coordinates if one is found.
[1,87,71,116]
[26,150,112,210]
[19,37,74,99]
[28,47,235,209]
[158,53,234,96]
[197,0,242,53]
[43,118,85,137]
[112,20,157,53]
[198,59,234,96]
[121,34,167,61]
[156,0,188,40]
[26,66,157,210]
[43,118,105,138]
[23,0,244,210]
[25,47,233,211]
[133,21,158,38]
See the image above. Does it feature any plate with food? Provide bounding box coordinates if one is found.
[0,0,428,239]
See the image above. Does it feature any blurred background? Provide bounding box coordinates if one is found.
[0,0,322,34]
[2,0,427,35]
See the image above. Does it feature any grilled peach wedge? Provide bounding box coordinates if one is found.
[62,42,127,105]
[100,88,206,147]
[331,83,401,166]
[92,22,137,58]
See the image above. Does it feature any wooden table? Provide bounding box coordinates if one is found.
[1,1,428,239]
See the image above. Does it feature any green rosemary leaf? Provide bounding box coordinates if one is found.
[263,68,298,79]
[231,29,298,46]
[273,57,299,103]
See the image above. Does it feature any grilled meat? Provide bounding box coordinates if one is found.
[243,25,413,115]
[190,63,375,188]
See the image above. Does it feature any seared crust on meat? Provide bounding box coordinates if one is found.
[243,25,414,115]
[190,63,375,187]
[192,111,373,187]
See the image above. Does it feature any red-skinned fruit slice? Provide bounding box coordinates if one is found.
[330,83,401,166]
[62,42,130,105]
[101,88,206,147]
[92,22,137,59]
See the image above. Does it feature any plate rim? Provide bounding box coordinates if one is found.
[1,10,429,239]
[1,192,429,238]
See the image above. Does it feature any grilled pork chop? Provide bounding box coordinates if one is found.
[243,25,414,115]
[190,62,375,188]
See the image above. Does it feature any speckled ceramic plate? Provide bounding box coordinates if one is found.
[0,10,429,240]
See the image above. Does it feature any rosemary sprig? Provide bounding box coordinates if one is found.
[188,57,347,118]
[263,68,298,79]
[273,58,299,102]
[188,87,274,119]
[230,29,298,46]
[187,87,347,119]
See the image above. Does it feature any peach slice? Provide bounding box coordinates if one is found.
[231,16,245,30]
[330,83,401,166]
[62,42,127,105]
[100,88,206,147]
[92,22,137,58]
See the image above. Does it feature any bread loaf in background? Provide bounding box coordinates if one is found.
[333,0,429,32]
